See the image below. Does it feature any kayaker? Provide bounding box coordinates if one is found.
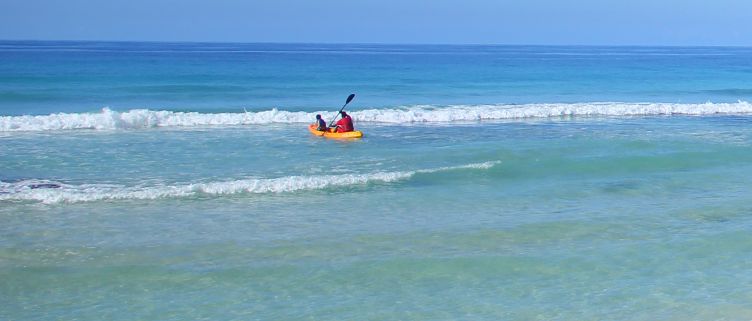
[313,114,327,131]
[333,111,354,133]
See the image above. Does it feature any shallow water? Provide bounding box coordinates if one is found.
[3,42,752,320]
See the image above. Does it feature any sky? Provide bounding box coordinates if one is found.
[1,0,751,46]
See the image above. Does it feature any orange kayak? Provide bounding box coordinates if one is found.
[308,124,363,138]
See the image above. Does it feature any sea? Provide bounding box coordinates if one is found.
[2,41,752,320]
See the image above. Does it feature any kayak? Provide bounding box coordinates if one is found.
[308,124,363,138]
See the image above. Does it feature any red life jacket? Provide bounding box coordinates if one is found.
[336,115,354,132]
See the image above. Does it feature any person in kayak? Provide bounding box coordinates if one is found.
[333,111,354,133]
[313,114,327,131]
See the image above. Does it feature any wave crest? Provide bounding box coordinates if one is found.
[2,101,751,132]
[0,161,500,204]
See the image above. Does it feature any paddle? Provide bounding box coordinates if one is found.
[328,93,355,129]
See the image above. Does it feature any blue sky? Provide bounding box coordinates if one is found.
[2,0,751,45]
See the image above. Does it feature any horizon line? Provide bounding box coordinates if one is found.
[1,38,751,49]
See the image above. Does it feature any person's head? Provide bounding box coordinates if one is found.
[316,114,322,119]
[340,111,347,116]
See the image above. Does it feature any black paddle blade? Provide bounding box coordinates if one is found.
[345,94,355,104]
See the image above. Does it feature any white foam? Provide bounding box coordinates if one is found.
[2,101,751,132]
[353,101,752,123]
[0,161,499,204]
[0,107,316,132]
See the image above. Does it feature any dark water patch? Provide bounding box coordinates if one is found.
[0,91,62,102]
[599,180,644,194]
[118,84,249,94]
[28,183,61,189]
[678,205,752,224]
[702,88,752,96]
[489,146,752,182]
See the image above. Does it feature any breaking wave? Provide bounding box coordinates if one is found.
[2,101,751,132]
[0,161,500,204]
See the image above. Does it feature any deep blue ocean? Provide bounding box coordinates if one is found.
[2,41,752,320]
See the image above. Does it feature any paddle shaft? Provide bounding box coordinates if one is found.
[329,94,355,127]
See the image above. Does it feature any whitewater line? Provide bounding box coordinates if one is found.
[0,161,500,204]
[1,101,751,132]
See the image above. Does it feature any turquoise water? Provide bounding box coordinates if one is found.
[3,41,752,320]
